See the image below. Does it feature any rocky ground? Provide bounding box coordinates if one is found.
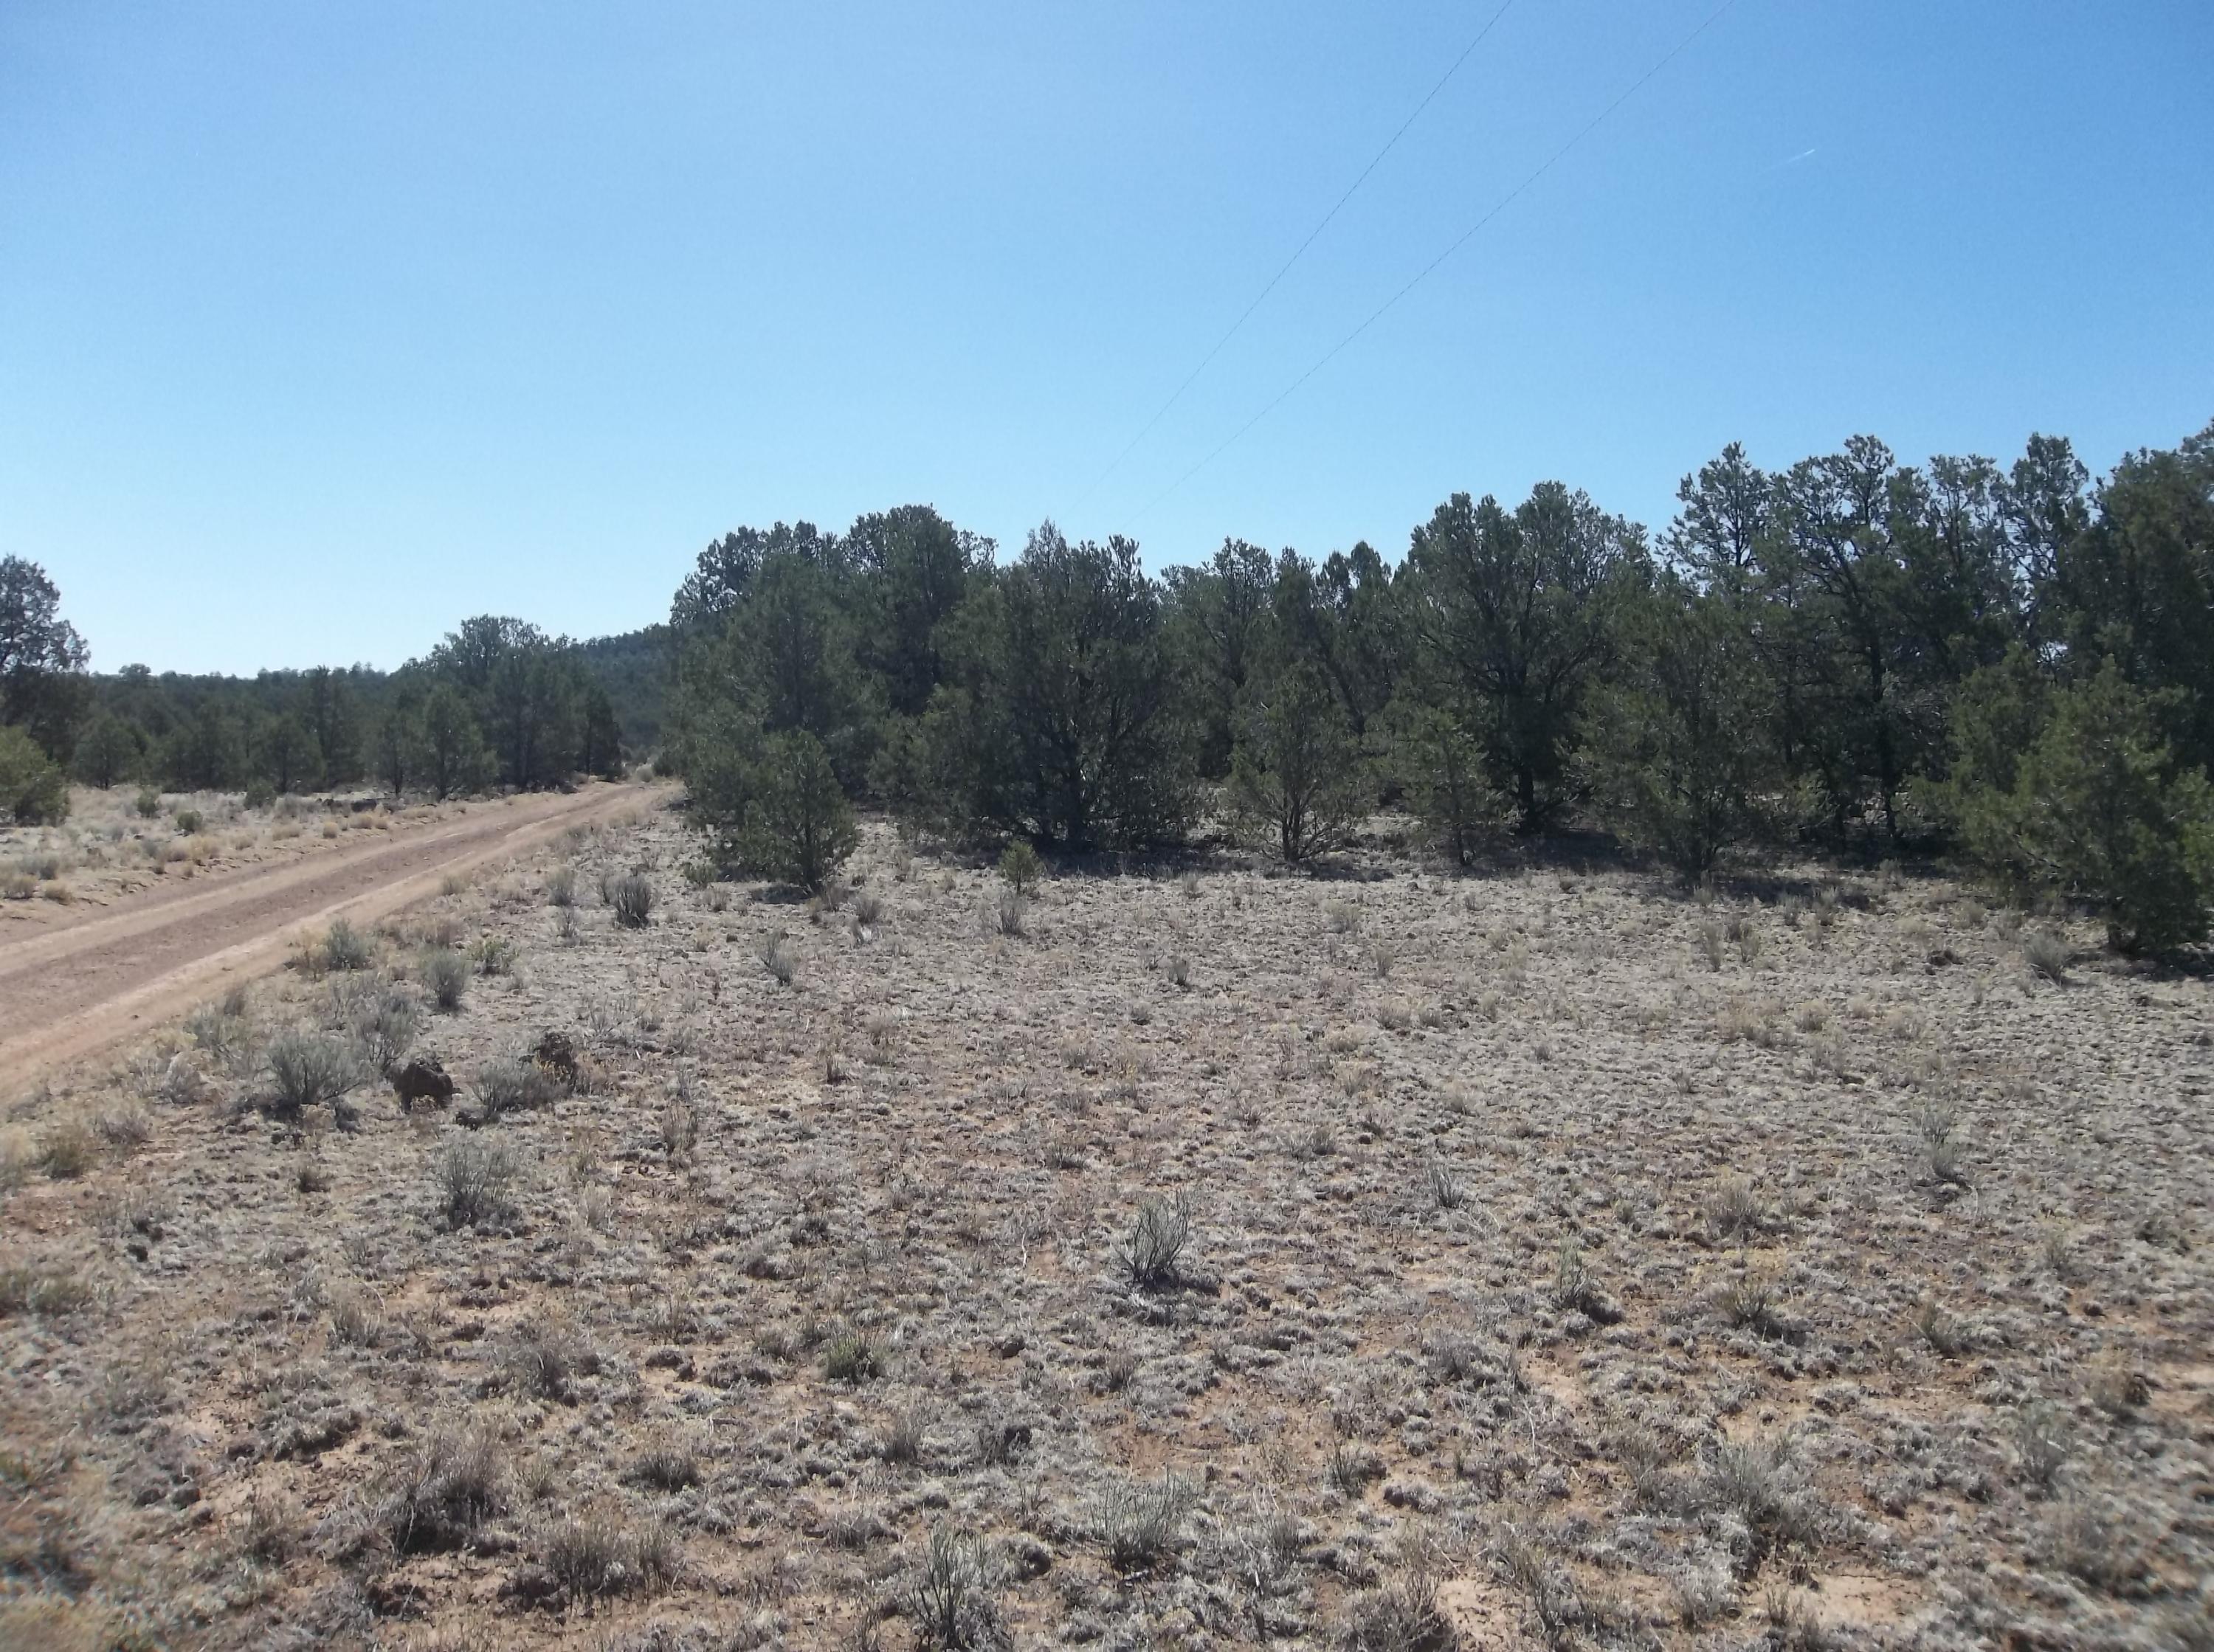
[2,797,2208,1651]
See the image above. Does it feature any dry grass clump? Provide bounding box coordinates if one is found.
[609,871,654,928]
[906,1527,1003,1651]
[1095,1470,1197,1574]
[0,1263,94,1318]
[376,1425,506,1553]
[1117,1192,1191,1288]
[419,947,469,1011]
[435,1136,519,1229]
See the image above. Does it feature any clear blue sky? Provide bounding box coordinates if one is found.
[3,1,2209,674]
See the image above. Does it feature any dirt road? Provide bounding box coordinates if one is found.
[0,782,655,1083]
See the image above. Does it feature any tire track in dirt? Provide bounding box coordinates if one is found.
[0,782,657,1083]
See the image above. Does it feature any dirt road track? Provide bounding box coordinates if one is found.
[0,782,656,1084]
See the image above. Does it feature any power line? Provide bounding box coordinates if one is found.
[1080,1,1519,502]
[1131,0,1742,525]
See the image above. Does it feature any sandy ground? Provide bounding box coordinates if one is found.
[1,807,2209,1652]
[0,784,650,1080]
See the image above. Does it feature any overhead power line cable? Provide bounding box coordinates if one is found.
[1082,1,1519,501]
[1131,0,1740,524]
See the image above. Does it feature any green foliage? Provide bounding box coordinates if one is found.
[1583,583,1783,878]
[1228,660,1369,862]
[0,556,90,761]
[1385,699,1501,868]
[413,681,494,798]
[0,726,68,823]
[1953,658,2214,954]
[74,712,138,789]
[934,525,1196,851]
[1408,483,1644,831]
[736,730,858,892]
[998,839,1044,896]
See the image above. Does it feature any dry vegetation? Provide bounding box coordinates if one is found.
[3,800,2210,1650]
[0,786,466,916]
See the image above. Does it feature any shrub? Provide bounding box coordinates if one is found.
[0,727,67,824]
[758,933,796,986]
[475,1055,559,1119]
[1119,1192,1191,1288]
[610,872,654,928]
[1229,662,1370,862]
[436,1138,518,1229]
[1387,701,1501,868]
[991,888,1028,938]
[320,918,374,972]
[1343,1570,1459,1652]
[469,934,519,975]
[1582,584,1783,878]
[1953,657,2214,955]
[36,1119,98,1178]
[347,987,418,1076]
[134,787,162,818]
[242,778,276,810]
[544,1512,676,1599]
[1096,1471,1197,1573]
[999,840,1044,896]
[264,1030,364,1118]
[739,730,859,893]
[421,948,469,1011]
[0,1264,95,1318]
[545,865,576,907]
[173,807,204,834]
[2024,929,2069,983]
[906,1527,1001,1651]
[380,1425,505,1552]
[823,1329,885,1384]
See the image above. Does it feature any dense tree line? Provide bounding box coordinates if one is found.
[0,562,639,818]
[672,421,2214,953]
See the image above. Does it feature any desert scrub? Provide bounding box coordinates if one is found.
[420,947,469,1011]
[343,984,418,1076]
[0,1264,95,1318]
[263,1030,365,1119]
[1096,1471,1198,1573]
[1118,1192,1192,1288]
[542,1511,678,1600]
[823,1328,885,1383]
[757,933,796,986]
[990,888,1027,937]
[469,933,519,975]
[609,871,654,928]
[36,1120,99,1179]
[436,1137,519,1229]
[906,1527,1001,1651]
[2024,928,2069,983]
[474,1055,559,1119]
[320,917,374,972]
[377,1425,506,1552]
[545,865,576,906]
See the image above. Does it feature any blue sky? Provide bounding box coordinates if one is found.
[2,1,2209,674]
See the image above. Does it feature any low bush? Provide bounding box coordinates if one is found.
[1119,1193,1191,1288]
[609,873,654,928]
[264,1030,364,1119]
[436,1138,519,1229]
[421,948,469,1011]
